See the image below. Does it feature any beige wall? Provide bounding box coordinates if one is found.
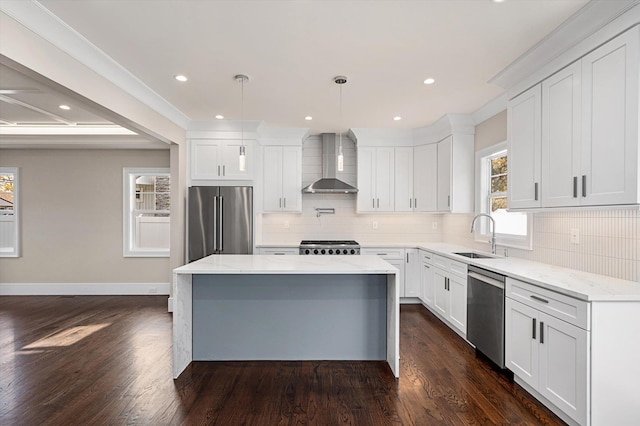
[0,149,171,284]
[474,110,507,152]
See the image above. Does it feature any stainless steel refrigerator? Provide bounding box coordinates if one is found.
[188,186,253,262]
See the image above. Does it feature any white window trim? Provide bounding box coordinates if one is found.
[474,142,532,251]
[123,167,170,258]
[0,167,19,257]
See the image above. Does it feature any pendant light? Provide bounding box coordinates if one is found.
[235,74,249,171]
[334,76,347,172]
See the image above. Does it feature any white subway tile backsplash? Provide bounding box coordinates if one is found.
[441,209,639,282]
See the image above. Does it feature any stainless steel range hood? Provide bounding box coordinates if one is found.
[302,133,358,194]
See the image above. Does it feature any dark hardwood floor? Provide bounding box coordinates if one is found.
[0,296,565,425]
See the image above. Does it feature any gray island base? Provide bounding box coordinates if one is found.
[172,255,399,379]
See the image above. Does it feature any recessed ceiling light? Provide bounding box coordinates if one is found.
[305,116,313,121]
[423,78,435,85]
[492,0,506,3]
[215,115,224,119]
[394,116,402,121]
[59,104,71,110]
[174,75,188,82]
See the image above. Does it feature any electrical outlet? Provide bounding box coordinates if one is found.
[432,222,438,230]
[148,287,158,294]
[372,221,378,229]
[283,220,289,229]
[570,228,580,244]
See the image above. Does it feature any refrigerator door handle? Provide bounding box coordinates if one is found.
[212,196,218,252]
[219,196,224,252]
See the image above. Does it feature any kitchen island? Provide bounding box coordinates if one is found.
[172,255,399,379]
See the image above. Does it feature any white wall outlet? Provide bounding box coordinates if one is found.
[570,228,580,244]
[432,222,438,230]
[148,287,158,294]
[283,220,290,229]
[372,221,378,229]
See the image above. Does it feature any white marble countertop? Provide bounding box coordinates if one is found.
[414,242,640,302]
[255,241,640,301]
[174,254,398,275]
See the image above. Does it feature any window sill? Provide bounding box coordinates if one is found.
[474,235,532,251]
[124,251,170,258]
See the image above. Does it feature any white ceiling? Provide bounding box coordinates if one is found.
[7,0,590,136]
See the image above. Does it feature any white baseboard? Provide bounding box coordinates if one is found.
[0,282,170,296]
[167,297,174,313]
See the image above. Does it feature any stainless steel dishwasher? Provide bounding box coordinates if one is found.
[467,265,506,368]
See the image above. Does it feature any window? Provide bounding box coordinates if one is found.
[123,168,170,257]
[0,168,19,257]
[475,142,531,250]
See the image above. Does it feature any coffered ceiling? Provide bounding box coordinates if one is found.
[2,0,593,139]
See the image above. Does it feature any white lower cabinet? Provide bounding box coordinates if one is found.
[404,249,420,298]
[257,247,299,255]
[506,279,588,425]
[431,255,467,335]
[419,250,434,307]
[361,248,407,296]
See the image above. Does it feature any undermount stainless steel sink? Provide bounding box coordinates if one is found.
[454,252,493,259]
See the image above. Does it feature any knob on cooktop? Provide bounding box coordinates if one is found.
[321,249,326,254]
[313,249,318,254]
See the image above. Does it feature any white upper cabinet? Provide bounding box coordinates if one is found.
[357,147,395,212]
[394,147,414,212]
[413,144,437,212]
[508,85,542,209]
[436,135,474,213]
[191,139,253,181]
[508,25,640,210]
[581,27,639,206]
[263,146,302,213]
[541,61,582,207]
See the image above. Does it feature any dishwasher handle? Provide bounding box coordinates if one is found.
[468,271,504,289]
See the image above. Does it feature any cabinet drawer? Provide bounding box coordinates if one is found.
[361,248,405,260]
[420,250,433,264]
[432,254,467,278]
[258,247,299,255]
[506,278,589,330]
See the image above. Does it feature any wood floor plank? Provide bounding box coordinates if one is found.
[0,296,566,425]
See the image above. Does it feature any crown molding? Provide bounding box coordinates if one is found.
[471,93,507,125]
[0,0,190,129]
[0,134,169,149]
[491,1,640,96]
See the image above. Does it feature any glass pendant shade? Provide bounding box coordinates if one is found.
[337,145,344,172]
[239,145,246,171]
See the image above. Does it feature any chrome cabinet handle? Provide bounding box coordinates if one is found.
[377,253,388,256]
[573,176,578,198]
[372,198,375,209]
[377,198,380,208]
[223,165,226,176]
[212,196,218,251]
[409,198,412,208]
[534,182,539,201]
[414,198,417,209]
[582,175,587,198]
[540,321,544,344]
[283,198,286,208]
[406,253,409,262]
[218,165,221,176]
[279,198,282,208]
[447,195,450,207]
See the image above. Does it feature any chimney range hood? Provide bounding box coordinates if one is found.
[302,133,358,194]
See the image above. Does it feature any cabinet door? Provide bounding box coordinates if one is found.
[447,274,467,334]
[413,144,437,212]
[581,27,639,206]
[221,142,252,179]
[394,147,414,212]
[281,147,302,212]
[437,137,452,212]
[191,140,221,179]
[505,298,539,389]
[420,262,434,307]
[538,312,588,426]
[404,249,420,297]
[375,147,395,212]
[542,62,582,207]
[263,147,283,212]
[432,267,448,317]
[508,85,542,209]
[386,259,405,297]
[357,147,376,212]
